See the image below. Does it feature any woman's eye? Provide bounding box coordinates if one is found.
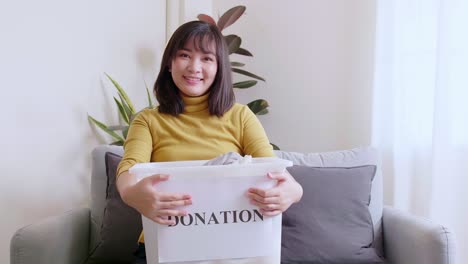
[180,53,189,58]
[204,57,214,62]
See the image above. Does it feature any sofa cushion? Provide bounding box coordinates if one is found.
[282,165,384,264]
[86,152,142,263]
[89,145,124,252]
[274,146,384,256]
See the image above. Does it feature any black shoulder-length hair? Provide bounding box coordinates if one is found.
[154,20,234,117]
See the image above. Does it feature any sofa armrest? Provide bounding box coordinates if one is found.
[383,206,455,264]
[10,207,90,264]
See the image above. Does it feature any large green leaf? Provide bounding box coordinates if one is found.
[88,115,125,142]
[105,73,136,113]
[119,94,133,119]
[232,68,266,82]
[247,99,269,115]
[234,48,253,57]
[270,143,280,150]
[107,125,128,131]
[233,80,257,89]
[110,140,124,146]
[224,35,241,54]
[113,97,129,124]
[123,126,129,139]
[144,80,154,108]
[217,6,246,31]
[231,61,245,67]
[197,14,216,25]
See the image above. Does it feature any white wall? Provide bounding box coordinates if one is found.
[213,0,376,153]
[0,0,166,262]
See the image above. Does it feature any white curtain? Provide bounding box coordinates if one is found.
[373,0,468,262]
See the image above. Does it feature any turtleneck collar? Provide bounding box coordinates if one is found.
[181,93,209,113]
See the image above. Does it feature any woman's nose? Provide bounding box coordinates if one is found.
[187,59,201,73]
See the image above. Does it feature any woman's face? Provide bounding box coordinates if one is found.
[170,40,218,97]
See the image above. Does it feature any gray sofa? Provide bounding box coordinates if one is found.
[10,145,455,264]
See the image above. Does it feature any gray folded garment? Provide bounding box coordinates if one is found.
[203,152,252,166]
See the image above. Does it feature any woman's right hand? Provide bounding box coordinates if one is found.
[117,172,192,225]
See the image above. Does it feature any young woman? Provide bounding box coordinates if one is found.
[116,20,303,263]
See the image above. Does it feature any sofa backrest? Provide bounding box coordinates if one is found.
[274,146,384,256]
[89,145,384,257]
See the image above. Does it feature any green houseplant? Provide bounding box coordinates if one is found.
[87,73,153,146]
[89,5,278,149]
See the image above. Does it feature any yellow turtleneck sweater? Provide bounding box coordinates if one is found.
[117,93,273,176]
[116,93,273,243]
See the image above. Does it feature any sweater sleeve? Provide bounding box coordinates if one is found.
[116,110,154,177]
[241,106,274,157]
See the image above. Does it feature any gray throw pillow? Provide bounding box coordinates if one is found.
[86,152,142,264]
[281,165,384,264]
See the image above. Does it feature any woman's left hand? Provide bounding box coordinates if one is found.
[247,171,303,216]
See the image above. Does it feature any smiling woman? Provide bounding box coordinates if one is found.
[170,40,218,97]
[115,20,303,264]
[154,21,234,117]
